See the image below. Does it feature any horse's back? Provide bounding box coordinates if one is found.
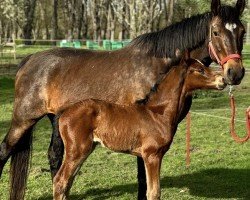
[13,47,161,117]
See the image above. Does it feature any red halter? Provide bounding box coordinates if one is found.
[208,41,241,69]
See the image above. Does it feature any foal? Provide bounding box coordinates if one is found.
[54,58,226,200]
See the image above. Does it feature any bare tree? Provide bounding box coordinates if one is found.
[51,0,58,40]
[23,0,37,44]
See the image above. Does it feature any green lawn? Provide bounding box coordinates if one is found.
[0,71,249,199]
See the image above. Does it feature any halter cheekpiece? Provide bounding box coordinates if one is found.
[208,26,241,69]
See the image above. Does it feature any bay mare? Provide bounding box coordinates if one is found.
[54,57,226,200]
[0,0,246,199]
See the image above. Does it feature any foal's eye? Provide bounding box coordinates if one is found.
[197,68,205,75]
[213,31,219,37]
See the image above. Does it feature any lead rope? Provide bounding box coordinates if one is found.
[186,112,191,167]
[229,86,250,143]
[185,87,250,167]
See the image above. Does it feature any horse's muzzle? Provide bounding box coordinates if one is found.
[223,61,245,85]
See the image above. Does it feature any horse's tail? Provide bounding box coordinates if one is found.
[9,125,34,200]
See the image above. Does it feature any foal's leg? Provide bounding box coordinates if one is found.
[47,114,64,179]
[143,155,162,200]
[53,142,93,200]
[53,113,94,200]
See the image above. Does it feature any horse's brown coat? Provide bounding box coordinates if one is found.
[0,1,246,200]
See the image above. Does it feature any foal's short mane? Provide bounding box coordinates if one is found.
[136,64,187,105]
[130,5,240,58]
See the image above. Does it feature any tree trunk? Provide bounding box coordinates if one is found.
[51,0,58,41]
[23,0,37,45]
[166,0,174,26]
[246,23,250,44]
[82,0,88,39]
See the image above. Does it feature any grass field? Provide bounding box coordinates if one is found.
[0,51,250,199]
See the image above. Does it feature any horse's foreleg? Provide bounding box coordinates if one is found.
[48,114,64,179]
[137,156,147,200]
[143,155,162,200]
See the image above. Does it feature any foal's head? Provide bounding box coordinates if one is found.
[185,59,226,91]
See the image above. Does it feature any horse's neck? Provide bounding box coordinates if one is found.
[130,12,212,61]
[146,67,188,119]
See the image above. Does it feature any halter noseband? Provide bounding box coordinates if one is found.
[208,27,241,69]
[208,41,241,69]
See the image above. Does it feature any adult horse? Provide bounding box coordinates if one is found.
[0,0,246,199]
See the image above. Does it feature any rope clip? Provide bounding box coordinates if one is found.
[229,85,234,97]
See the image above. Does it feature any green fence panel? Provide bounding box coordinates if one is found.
[103,40,112,50]
[122,40,131,47]
[60,40,74,47]
[111,41,123,50]
[86,41,100,50]
[73,41,81,48]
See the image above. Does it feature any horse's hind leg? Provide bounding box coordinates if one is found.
[0,118,35,176]
[137,156,147,200]
[53,113,94,200]
[47,114,64,179]
[0,116,36,200]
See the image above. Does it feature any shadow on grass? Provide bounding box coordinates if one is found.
[39,168,250,200]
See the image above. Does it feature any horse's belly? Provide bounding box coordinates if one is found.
[92,125,139,153]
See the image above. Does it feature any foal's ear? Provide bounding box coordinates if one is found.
[235,0,245,16]
[180,50,190,67]
[184,50,190,61]
[211,0,221,16]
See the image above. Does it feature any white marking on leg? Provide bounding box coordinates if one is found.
[225,23,237,32]
[93,136,107,148]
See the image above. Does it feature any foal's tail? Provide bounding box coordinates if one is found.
[9,126,34,200]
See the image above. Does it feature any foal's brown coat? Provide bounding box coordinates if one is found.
[54,59,225,200]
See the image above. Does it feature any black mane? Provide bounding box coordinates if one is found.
[130,5,240,58]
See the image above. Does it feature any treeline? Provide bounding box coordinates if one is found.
[0,0,249,43]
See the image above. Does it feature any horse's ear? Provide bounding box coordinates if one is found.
[211,0,221,16]
[235,0,245,16]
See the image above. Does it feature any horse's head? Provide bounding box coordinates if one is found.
[208,0,246,85]
[185,59,226,91]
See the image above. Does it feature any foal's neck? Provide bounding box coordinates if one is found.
[145,66,189,119]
